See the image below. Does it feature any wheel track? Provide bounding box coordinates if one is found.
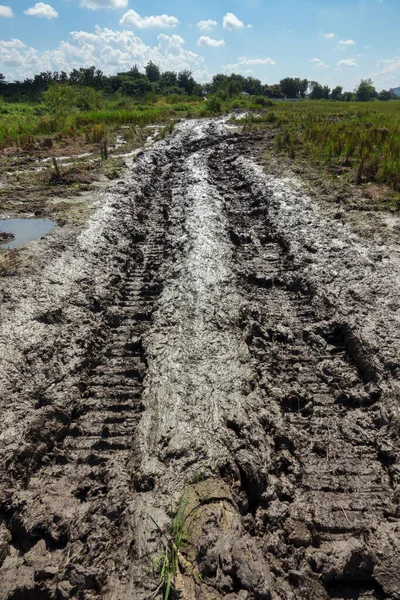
[0,121,238,600]
[0,161,171,600]
[208,143,399,599]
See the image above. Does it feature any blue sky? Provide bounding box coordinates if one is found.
[0,0,399,90]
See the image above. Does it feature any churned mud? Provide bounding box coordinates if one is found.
[0,119,399,600]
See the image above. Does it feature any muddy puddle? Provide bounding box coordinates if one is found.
[0,217,55,249]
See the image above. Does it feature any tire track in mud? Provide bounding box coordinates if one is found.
[208,143,400,600]
[0,145,175,599]
[127,141,273,599]
[0,120,399,600]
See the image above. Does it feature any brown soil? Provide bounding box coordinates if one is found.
[0,119,399,600]
[0,127,153,227]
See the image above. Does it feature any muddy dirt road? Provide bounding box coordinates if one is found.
[0,119,399,600]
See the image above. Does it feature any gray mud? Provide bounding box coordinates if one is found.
[0,119,399,600]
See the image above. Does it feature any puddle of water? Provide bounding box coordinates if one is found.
[0,218,55,249]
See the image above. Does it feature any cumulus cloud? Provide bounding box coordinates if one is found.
[324,32,335,39]
[221,55,275,74]
[221,63,253,74]
[311,58,329,68]
[0,39,26,48]
[0,5,13,17]
[365,56,400,89]
[197,36,225,48]
[337,58,357,67]
[120,10,179,29]
[197,19,217,32]
[80,0,128,8]
[377,56,400,75]
[337,39,355,50]
[24,3,58,18]
[238,56,275,65]
[222,13,252,30]
[0,26,211,82]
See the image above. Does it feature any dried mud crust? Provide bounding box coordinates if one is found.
[0,119,398,600]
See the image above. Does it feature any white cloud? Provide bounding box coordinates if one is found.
[337,58,357,67]
[376,57,400,77]
[24,3,58,19]
[197,36,225,48]
[222,13,252,30]
[0,26,211,82]
[221,63,253,75]
[0,5,13,17]
[221,55,275,74]
[0,39,26,48]
[120,10,179,29]
[238,56,275,65]
[311,58,329,68]
[197,19,217,32]
[337,39,355,50]
[80,0,128,8]
[324,32,335,39]
[366,56,400,89]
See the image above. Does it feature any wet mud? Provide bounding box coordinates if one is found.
[0,119,399,600]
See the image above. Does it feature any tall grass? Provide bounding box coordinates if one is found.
[0,96,204,148]
[2,93,400,192]
[272,100,400,191]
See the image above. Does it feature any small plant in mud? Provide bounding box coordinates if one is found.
[160,121,176,140]
[86,123,107,144]
[151,496,190,600]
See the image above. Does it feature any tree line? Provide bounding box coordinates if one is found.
[0,63,397,103]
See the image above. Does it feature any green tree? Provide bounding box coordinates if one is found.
[322,85,331,99]
[355,78,377,102]
[280,77,300,98]
[120,78,152,97]
[227,79,243,96]
[159,71,178,88]
[309,81,324,100]
[299,78,309,98]
[331,85,343,100]
[342,91,354,102]
[244,76,262,95]
[145,61,160,82]
[379,89,395,101]
[177,70,196,95]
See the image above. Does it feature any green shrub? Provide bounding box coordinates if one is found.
[43,83,103,114]
[253,96,273,107]
[206,96,223,113]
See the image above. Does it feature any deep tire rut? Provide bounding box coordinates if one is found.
[209,144,398,599]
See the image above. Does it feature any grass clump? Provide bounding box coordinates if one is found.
[151,497,190,600]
